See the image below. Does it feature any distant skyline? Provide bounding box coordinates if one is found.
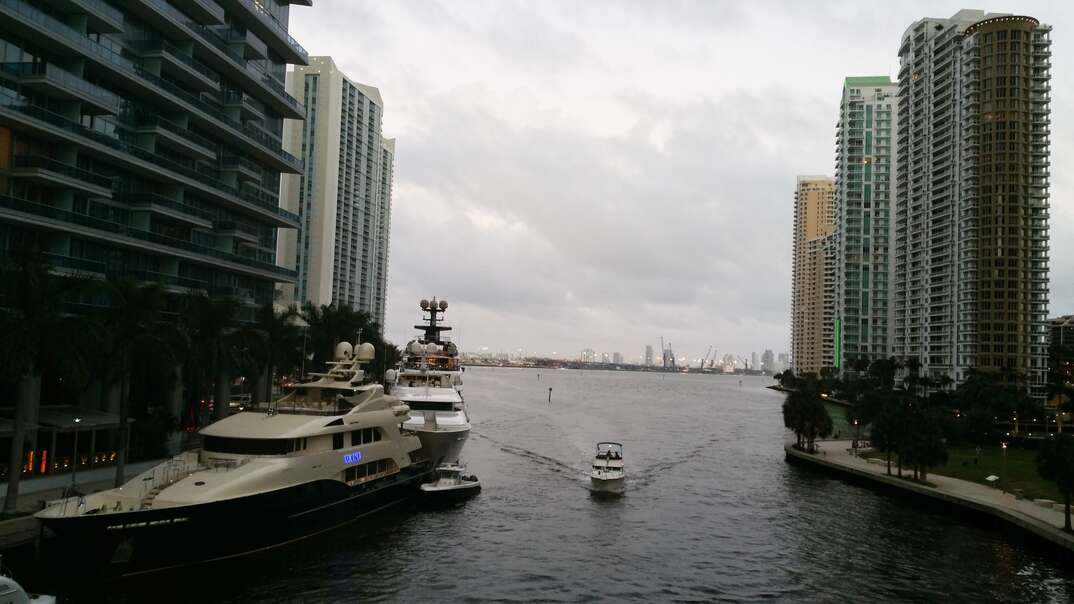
[288,1,1074,357]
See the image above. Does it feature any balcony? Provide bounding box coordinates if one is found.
[128,39,220,91]
[135,116,217,162]
[221,0,309,65]
[221,26,268,60]
[7,155,114,197]
[220,155,261,183]
[177,0,225,25]
[223,90,265,121]
[37,0,123,33]
[0,94,299,228]
[120,193,215,230]
[0,194,296,282]
[214,220,260,244]
[0,62,119,115]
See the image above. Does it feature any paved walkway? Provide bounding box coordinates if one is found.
[788,440,1074,551]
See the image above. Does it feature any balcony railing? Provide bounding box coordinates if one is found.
[135,115,218,152]
[233,0,309,63]
[127,39,221,86]
[0,61,120,112]
[0,195,295,279]
[11,155,115,189]
[119,192,217,223]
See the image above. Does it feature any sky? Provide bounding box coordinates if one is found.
[288,1,1074,363]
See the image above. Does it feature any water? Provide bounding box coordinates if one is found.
[15,368,1074,602]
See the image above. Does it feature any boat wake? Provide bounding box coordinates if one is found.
[471,431,588,481]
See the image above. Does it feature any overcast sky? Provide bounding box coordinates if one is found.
[289,1,1073,362]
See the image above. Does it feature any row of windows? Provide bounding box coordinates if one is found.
[343,459,393,483]
[331,427,382,450]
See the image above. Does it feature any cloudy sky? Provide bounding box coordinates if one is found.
[289,1,1073,363]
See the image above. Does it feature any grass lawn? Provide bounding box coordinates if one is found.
[926,446,1061,502]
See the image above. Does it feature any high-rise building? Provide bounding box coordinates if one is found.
[644,345,654,366]
[791,176,837,374]
[834,77,899,370]
[580,348,596,363]
[278,56,394,328]
[761,349,775,373]
[751,352,759,370]
[601,352,610,364]
[0,0,309,322]
[893,10,1051,398]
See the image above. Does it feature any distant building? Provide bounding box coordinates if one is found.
[893,10,1051,399]
[279,56,395,328]
[751,352,759,370]
[777,352,791,373]
[834,76,898,369]
[601,352,610,364]
[761,350,775,373]
[645,345,654,367]
[580,348,596,363]
[1051,316,1074,351]
[612,352,623,365]
[791,176,837,375]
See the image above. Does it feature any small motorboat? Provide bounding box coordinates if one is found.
[420,463,481,505]
[0,556,56,604]
[590,442,624,495]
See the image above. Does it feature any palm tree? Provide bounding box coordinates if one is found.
[252,302,300,404]
[0,251,88,514]
[98,280,176,487]
[181,296,238,423]
[1038,434,1074,532]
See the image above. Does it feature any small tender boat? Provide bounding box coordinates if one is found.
[590,442,624,495]
[419,463,481,504]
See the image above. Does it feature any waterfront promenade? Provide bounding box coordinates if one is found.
[787,440,1074,553]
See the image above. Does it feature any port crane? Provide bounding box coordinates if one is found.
[697,346,713,370]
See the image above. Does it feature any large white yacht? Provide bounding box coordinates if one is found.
[389,298,470,466]
[36,342,431,575]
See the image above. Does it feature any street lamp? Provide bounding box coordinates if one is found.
[72,417,82,487]
[853,419,861,456]
[1000,441,1008,494]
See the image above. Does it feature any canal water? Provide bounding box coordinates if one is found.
[14,368,1074,602]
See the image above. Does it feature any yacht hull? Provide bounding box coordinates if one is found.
[37,465,432,576]
[415,427,470,465]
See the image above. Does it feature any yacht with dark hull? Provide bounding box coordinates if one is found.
[390,298,470,465]
[35,342,431,576]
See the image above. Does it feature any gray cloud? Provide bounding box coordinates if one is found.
[290,0,1074,361]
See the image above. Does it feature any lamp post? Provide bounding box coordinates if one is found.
[72,417,82,487]
[853,419,860,456]
[1000,441,1008,494]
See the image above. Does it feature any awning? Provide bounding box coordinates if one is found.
[35,406,126,432]
[0,417,41,438]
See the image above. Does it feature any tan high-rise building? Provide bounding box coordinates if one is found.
[792,176,837,375]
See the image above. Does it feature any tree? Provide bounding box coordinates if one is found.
[1037,434,1074,532]
[869,392,903,475]
[782,376,831,452]
[97,280,178,487]
[251,302,300,404]
[181,296,239,423]
[901,406,948,482]
[0,251,88,514]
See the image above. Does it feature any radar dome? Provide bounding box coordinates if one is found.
[356,342,376,361]
[420,299,430,310]
[334,342,353,361]
[439,300,448,310]
[384,369,398,383]
[408,341,423,354]
[426,343,439,354]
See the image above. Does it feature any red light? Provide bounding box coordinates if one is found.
[25,451,33,473]
[40,450,47,474]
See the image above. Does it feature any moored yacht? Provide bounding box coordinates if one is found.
[36,342,431,575]
[389,298,470,465]
[590,442,625,495]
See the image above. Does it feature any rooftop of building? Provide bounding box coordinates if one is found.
[844,76,893,87]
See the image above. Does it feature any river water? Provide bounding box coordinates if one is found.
[17,368,1074,602]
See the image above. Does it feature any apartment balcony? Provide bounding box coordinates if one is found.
[122,0,305,119]
[0,62,119,115]
[223,90,265,120]
[214,220,260,244]
[218,0,309,65]
[177,0,225,25]
[135,116,218,162]
[0,95,299,228]
[38,0,123,33]
[120,193,214,230]
[7,155,114,197]
[128,39,220,91]
[121,268,211,294]
[220,154,261,183]
[0,194,295,282]
[221,25,269,60]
